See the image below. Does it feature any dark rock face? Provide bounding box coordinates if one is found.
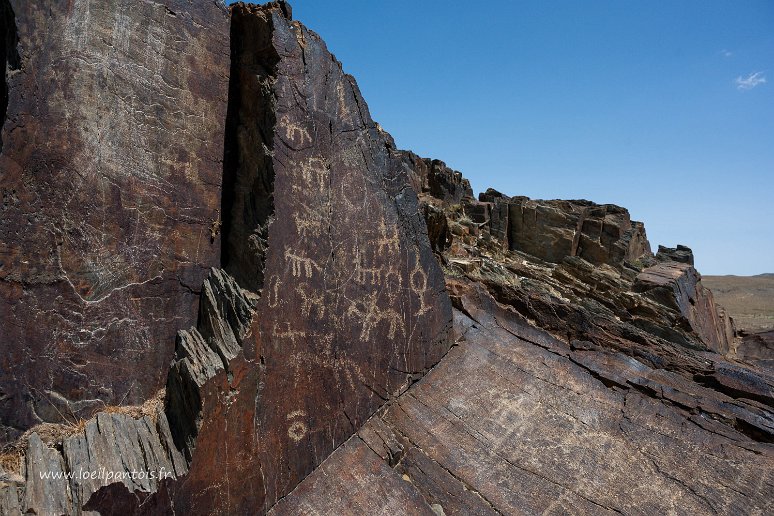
[634,262,735,354]
[0,0,230,443]
[195,5,452,511]
[5,3,453,514]
[656,244,695,265]
[507,197,652,267]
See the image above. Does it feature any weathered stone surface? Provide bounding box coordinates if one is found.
[281,287,773,514]
[635,262,735,354]
[0,0,230,443]
[508,197,652,267]
[656,244,695,265]
[735,330,774,368]
[16,408,185,516]
[268,436,437,516]
[399,150,474,204]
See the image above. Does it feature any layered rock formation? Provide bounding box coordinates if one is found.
[268,129,772,514]
[278,286,772,514]
[2,1,772,515]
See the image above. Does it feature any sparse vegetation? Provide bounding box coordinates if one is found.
[703,274,774,333]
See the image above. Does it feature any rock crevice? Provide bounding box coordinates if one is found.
[1,0,19,153]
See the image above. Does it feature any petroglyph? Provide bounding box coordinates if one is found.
[273,322,308,345]
[298,157,330,191]
[286,409,308,442]
[296,284,326,319]
[287,335,367,393]
[292,202,329,239]
[266,274,282,308]
[410,260,431,317]
[279,114,312,147]
[346,292,404,341]
[374,218,400,256]
[285,247,322,279]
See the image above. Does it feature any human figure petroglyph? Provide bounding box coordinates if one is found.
[410,259,431,317]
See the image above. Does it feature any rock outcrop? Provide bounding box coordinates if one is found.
[399,150,474,204]
[4,2,452,514]
[656,244,695,265]
[2,1,772,515]
[278,286,773,514]
[634,261,735,354]
[0,0,230,444]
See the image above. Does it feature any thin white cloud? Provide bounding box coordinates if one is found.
[735,71,766,90]
[721,49,733,58]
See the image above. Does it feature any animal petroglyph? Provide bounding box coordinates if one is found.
[299,157,330,191]
[279,114,312,147]
[292,202,329,239]
[287,335,366,393]
[272,322,308,345]
[285,247,322,279]
[296,284,326,319]
[346,291,404,341]
[374,218,400,256]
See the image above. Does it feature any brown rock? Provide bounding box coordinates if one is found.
[635,262,735,353]
[0,0,230,443]
[399,150,474,204]
[277,286,773,514]
[508,198,652,267]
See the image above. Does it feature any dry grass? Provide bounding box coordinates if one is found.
[0,389,166,477]
[703,274,774,333]
[0,449,22,475]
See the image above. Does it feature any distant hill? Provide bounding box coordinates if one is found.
[703,274,774,333]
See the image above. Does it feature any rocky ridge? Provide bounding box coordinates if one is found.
[1,1,772,515]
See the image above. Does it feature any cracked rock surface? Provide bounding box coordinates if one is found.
[0,0,230,444]
[275,285,773,515]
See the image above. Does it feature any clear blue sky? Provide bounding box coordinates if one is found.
[227,1,773,275]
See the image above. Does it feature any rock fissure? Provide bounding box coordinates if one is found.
[1,0,19,154]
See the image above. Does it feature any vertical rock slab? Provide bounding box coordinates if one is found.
[0,0,230,443]
[162,4,453,513]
